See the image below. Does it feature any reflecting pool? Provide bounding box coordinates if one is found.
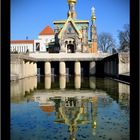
[11,76,130,140]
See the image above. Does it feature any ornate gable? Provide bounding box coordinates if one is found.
[58,17,82,39]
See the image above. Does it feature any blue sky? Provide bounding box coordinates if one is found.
[11,0,129,45]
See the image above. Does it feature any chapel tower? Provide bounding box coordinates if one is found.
[67,0,77,19]
[90,6,98,53]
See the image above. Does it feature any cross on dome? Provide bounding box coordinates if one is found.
[91,6,95,14]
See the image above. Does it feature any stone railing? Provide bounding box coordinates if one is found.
[28,52,110,61]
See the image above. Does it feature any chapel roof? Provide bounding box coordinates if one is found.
[39,26,54,35]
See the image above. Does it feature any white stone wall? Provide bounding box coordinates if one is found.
[34,40,46,52]
[11,35,54,53]
[38,35,54,43]
[34,35,54,52]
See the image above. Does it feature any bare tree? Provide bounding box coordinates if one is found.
[118,24,130,52]
[98,32,116,53]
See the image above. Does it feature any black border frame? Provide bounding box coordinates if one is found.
[1,0,139,139]
[1,0,10,139]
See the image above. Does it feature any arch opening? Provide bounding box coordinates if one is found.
[67,44,75,53]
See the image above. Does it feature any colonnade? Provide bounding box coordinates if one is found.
[11,76,37,100]
[11,59,37,80]
[104,59,118,76]
[22,61,37,78]
[104,53,130,76]
[44,61,96,89]
[44,61,96,76]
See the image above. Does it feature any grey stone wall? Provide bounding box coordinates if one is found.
[11,55,37,81]
[103,52,130,77]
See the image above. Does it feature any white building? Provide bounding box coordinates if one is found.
[11,26,55,53]
[11,40,34,53]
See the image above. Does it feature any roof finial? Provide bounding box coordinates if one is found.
[91,5,96,22]
[91,6,95,15]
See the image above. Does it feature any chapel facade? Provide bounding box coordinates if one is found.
[11,0,98,54]
[53,0,97,53]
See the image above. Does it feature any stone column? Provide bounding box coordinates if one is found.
[22,60,26,78]
[59,76,66,89]
[28,62,31,77]
[59,61,66,76]
[23,61,26,78]
[34,62,37,76]
[30,62,33,77]
[89,61,96,75]
[25,61,30,78]
[45,62,51,76]
[75,61,81,76]
[19,60,23,79]
[74,76,81,89]
[32,62,34,76]
[34,76,37,89]
[21,60,25,78]
[45,76,51,89]
[33,62,35,76]
[32,62,35,76]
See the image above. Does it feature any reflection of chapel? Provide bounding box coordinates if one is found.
[11,0,97,54]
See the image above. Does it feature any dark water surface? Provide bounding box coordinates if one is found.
[11,76,130,140]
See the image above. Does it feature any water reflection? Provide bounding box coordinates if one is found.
[74,76,81,89]
[59,76,66,89]
[45,76,51,89]
[31,92,101,140]
[11,76,130,109]
[11,76,37,103]
[118,83,130,113]
[11,76,130,140]
[89,77,96,89]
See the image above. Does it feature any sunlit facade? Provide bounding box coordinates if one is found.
[10,0,98,54]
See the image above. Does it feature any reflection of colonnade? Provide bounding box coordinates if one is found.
[44,76,130,108]
[11,76,37,102]
[45,76,97,90]
[11,57,37,80]
[118,82,130,108]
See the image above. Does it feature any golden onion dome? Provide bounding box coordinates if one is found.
[68,0,76,4]
[91,15,96,20]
